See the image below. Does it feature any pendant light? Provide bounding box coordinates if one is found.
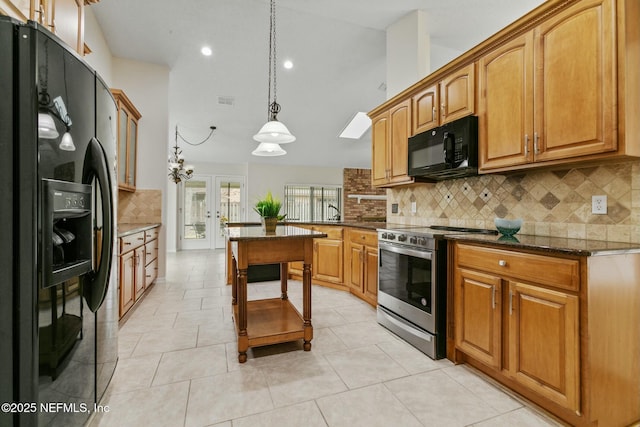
[251,142,287,156]
[168,125,216,184]
[252,0,295,156]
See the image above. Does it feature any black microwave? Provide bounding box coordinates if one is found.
[408,115,478,181]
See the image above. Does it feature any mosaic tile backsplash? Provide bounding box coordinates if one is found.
[118,189,162,224]
[387,160,640,243]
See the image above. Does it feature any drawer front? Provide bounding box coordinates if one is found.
[349,229,378,247]
[145,227,159,242]
[312,226,343,240]
[456,243,580,291]
[145,238,158,264]
[145,258,158,288]
[120,232,145,253]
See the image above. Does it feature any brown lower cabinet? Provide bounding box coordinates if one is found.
[118,226,159,319]
[451,241,640,427]
[287,224,378,306]
[346,229,378,306]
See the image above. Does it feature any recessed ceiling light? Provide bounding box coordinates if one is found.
[201,46,213,56]
[283,60,293,69]
[339,112,371,139]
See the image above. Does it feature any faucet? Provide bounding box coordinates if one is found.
[328,204,341,221]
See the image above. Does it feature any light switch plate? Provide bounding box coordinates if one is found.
[592,195,607,214]
[411,201,417,213]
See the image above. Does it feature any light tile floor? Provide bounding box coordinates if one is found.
[90,249,563,427]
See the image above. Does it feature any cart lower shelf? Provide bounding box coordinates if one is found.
[233,298,309,348]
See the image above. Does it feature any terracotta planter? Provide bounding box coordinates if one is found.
[261,217,278,234]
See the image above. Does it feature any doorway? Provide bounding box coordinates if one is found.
[180,175,246,250]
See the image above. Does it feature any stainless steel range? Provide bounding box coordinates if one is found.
[376,225,497,359]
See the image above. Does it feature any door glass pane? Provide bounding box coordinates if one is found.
[118,109,127,184]
[184,179,208,240]
[218,181,241,239]
[127,120,136,186]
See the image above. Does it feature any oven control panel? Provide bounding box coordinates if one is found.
[378,230,435,250]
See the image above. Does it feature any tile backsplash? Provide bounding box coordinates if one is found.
[118,189,162,224]
[388,160,640,243]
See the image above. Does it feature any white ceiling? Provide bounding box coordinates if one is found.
[92,0,545,169]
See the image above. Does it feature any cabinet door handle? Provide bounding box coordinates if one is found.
[441,103,446,117]
[491,285,496,309]
[534,132,540,154]
[509,289,513,315]
[432,106,437,121]
[499,260,507,267]
[524,134,529,157]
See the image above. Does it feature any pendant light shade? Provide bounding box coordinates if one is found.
[251,142,287,156]
[59,131,76,151]
[38,112,59,139]
[253,120,296,144]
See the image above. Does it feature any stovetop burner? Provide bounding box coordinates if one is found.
[377,225,497,249]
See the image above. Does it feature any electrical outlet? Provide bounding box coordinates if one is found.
[592,195,607,214]
[411,201,417,214]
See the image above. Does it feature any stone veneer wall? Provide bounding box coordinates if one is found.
[343,168,387,221]
[118,189,162,224]
[387,160,640,244]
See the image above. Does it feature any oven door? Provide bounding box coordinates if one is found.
[377,242,437,332]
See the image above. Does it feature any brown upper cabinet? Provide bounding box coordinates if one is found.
[479,0,639,172]
[371,0,639,181]
[111,89,141,192]
[371,99,413,187]
[412,63,476,135]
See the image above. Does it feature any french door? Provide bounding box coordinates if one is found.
[180,175,246,250]
[181,175,213,250]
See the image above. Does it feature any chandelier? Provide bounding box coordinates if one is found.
[252,0,295,156]
[168,125,216,184]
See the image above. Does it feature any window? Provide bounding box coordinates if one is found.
[284,185,342,222]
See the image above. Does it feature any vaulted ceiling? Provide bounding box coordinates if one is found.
[92,0,545,168]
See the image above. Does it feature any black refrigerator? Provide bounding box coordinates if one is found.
[0,17,118,427]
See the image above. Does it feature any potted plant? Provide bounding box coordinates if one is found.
[253,191,285,233]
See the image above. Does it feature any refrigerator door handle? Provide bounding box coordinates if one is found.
[81,137,114,313]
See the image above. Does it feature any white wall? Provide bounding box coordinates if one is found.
[430,44,464,73]
[386,10,430,99]
[82,8,113,85]
[166,162,249,252]
[81,9,172,278]
[110,58,170,276]
[165,162,343,251]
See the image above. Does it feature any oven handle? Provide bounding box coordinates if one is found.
[379,307,433,342]
[379,243,433,260]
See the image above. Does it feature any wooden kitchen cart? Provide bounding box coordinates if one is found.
[227,225,327,363]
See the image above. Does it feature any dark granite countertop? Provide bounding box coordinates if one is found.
[227,221,388,231]
[226,224,327,241]
[118,223,161,238]
[290,221,387,231]
[445,233,640,256]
